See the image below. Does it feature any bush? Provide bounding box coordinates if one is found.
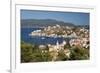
[70,47,89,60]
[21,41,52,62]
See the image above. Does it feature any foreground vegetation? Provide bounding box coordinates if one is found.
[21,41,89,63]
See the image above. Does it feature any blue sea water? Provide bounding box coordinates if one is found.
[21,28,70,45]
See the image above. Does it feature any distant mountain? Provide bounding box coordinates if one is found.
[77,25,89,29]
[21,19,75,28]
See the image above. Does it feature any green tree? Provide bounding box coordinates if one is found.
[21,42,33,62]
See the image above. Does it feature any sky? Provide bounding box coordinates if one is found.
[21,10,89,25]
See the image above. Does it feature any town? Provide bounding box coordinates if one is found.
[21,24,90,62]
[29,24,89,38]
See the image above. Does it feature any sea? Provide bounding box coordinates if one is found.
[21,28,71,45]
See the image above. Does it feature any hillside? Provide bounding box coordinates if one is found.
[21,19,75,28]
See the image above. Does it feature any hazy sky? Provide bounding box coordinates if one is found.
[21,10,89,25]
